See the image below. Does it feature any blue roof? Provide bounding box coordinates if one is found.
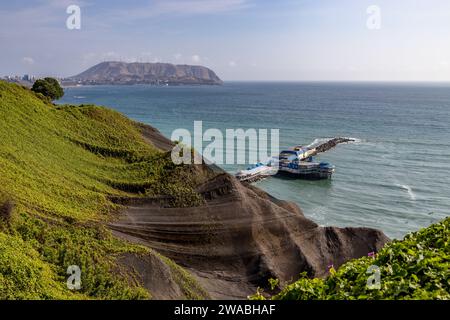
[280,150,298,155]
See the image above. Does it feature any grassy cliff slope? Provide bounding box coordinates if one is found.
[0,81,207,299]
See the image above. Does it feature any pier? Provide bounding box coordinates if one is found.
[236,137,355,182]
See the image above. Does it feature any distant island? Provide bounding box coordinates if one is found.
[66,61,223,86]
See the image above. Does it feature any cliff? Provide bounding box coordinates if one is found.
[0,81,389,300]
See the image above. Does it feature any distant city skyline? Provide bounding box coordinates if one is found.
[1,0,450,81]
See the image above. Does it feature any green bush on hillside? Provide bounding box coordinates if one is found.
[0,81,209,299]
[31,77,64,101]
[251,217,449,300]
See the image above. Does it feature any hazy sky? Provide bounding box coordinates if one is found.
[1,0,450,81]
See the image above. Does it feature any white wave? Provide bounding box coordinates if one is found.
[74,96,86,99]
[306,137,362,148]
[397,184,416,201]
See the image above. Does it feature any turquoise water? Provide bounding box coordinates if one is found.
[59,82,450,239]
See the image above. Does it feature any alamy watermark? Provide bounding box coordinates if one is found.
[329,252,382,290]
[67,265,82,290]
[367,5,381,30]
[66,5,81,30]
[366,265,381,290]
[170,121,280,167]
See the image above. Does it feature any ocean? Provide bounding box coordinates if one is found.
[58,82,450,239]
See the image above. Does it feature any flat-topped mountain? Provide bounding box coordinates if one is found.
[70,61,223,85]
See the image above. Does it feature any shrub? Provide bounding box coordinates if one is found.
[31,77,64,101]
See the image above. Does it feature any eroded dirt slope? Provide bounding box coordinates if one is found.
[111,124,389,299]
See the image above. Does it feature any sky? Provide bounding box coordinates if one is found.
[1,0,450,81]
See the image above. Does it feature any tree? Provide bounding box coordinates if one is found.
[31,77,64,101]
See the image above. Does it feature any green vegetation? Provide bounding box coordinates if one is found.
[0,81,207,299]
[252,217,449,300]
[31,77,64,101]
[2,80,447,300]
